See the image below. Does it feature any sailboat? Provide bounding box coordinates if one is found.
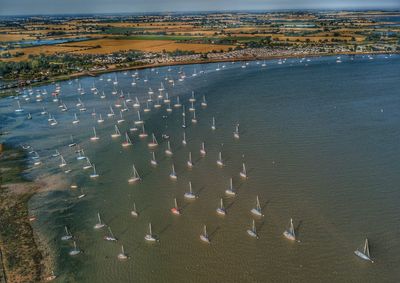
[77,188,86,199]
[216,198,226,216]
[165,141,173,156]
[117,111,125,124]
[163,92,170,103]
[139,124,148,138]
[189,91,196,102]
[251,196,263,216]
[182,132,187,145]
[247,219,259,239]
[171,198,181,215]
[234,124,240,139]
[133,97,140,108]
[72,113,79,124]
[154,98,162,109]
[117,245,128,260]
[50,116,58,126]
[104,227,118,241]
[90,127,99,141]
[52,149,60,157]
[217,151,224,166]
[69,241,81,256]
[83,157,92,170]
[184,181,196,199]
[144,101,151,113]
[148,152,157,167]
[76,149,86,160]
[200,225,210,243]
[187,152,193,168]
[90,164,99,178]
[68,135,77,147]
[59,155,67,168]
[144,223,157,242]
[111,125,121,138]
[135,111,143,125]
[201,95,207,107]
[182,115,187,128]
[354,238,374,263]
[15,100,24,112]
[166,102,172,113]
[128,164,141,183]
[225,178,236,196]
[148,133,158,148]
[211,117,216,130]
[131,202,139,217]
[107,106,115,117]
[97,113,104,124]
[240,162,247,178]
[122,132,132,147]
[191,110,197,123]
[61,226,73,241]
[200,142,206,156]
[174,96,182,108]
[283,218,296,241]
[189,101,195,112]
[169,164,177,180]
[94,212,105,229]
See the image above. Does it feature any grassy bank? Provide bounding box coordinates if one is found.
[0,144,43,283]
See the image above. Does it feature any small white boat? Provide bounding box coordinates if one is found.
[61,226,73,241]
[69,241,81,256]
[52,149,60,157]
[150,152,158,166]
[200,225,210,244]
[111,125,121,138]
[240,162,247,178]
[184,181,196,199]
[169,164,177,180]
[191,110,197,123]
[182,131,187,145]
[225,178,236,196]
[200,142,206,156]
[104,227,117,241]
[247,219,259,239]
[90,164,99,178]
[217,151,224,166]
[354,238,374,263]
[148,133,158,148]
[250,196,263,217]
[211,117,216,130]
[171,198,181,215]
[97,114,104,123]
[128,164,141,183]
[144,101,151,113]
[189,101,195,112]
[94,212,105,229]
[59,155,67,168]
[174,96,182,108]
[117,245,128,260]
[187,152,193,168]
[144,223,157,242]
[83,157,92,170]
[283,218,296,241]
[201,95,207,107]
[72,113,79,124]
[234,124,240,139]
[131,202,139,217]
[165,141,173,156]
[189,91,196,102]
[133,97,140,108]
[122,133,132,147]
[135,111,143,125]
[90,127,99,141]
[107,106,115,117]
[77,188,86,199]
[117,111,125,124]
[15,100,24,113]
[216,198,226,216]
[139,124,148,138]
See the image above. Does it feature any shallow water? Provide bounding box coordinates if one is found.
[1,54,400,282]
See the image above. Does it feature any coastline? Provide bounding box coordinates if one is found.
[1,50,398,98]
[0,144,55,282]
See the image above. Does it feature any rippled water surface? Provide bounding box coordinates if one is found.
[1,55,400,282]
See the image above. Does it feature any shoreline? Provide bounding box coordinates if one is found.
[0,144,55,282]
[1,50,398,97]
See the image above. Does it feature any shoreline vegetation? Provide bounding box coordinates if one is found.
[0,143,54,282]
[1,49,398,98]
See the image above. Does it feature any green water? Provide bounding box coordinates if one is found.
[1,55,400,282]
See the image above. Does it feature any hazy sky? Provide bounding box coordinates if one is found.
[0,0,399,16]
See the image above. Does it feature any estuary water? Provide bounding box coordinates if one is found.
[1,54,400,282]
